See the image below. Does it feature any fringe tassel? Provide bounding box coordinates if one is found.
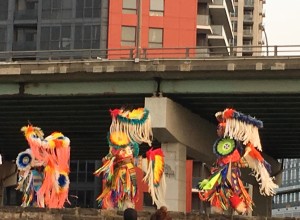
[243,146,278,196]
[143,160,167,208]
[224,118,262,151]
[109,108,153,146]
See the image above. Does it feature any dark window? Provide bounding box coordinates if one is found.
[74,25,100,49]
[79,161,86,172]
[0,0,8,20]
[76,0,101,18]
[85,190,94,208]
[0,27,7,51]
[40,25,71,50]
[61,26,71,49]
[74,25,83,49]
[87,162,95,172]
[70,161,78,173]
[42,0,72,19]
[69,172,77,183]
[93,0,101,17]
[77,190,85,207]
[78,172,86,182]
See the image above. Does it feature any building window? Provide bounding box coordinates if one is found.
[0,27,6,51]
[121,26,136,47]
[282,194,287,203]
[123,0,137,14]
[42,0,72,19]
[40,25,71,50]
[150,0,164,16]
[232,21,238,32]
[69,160,98,183]
[69,190,95,208]
[148,28,163,48]
[75,25,100,49]
[76,0,101,18]
[0,0,8,21]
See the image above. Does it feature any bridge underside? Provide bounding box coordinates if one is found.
[1,58,300,160]
[1,92,299,161]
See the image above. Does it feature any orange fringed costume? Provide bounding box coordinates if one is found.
[21,125,70,208]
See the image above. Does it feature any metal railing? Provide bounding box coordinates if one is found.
[1,45,300,61]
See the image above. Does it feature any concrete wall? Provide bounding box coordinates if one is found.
[0,206,296,220]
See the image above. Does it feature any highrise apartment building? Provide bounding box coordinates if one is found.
[272,159,300,218]
[0,0,108,59]
[196,0,234,56]
[196,0,265,57]
[230,0,265,56]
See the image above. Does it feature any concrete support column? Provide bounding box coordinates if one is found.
[145,97,216,163]
[162,142,186,212]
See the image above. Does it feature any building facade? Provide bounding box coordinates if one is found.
[197,0,234,56]
[0,0,265,60]
[108,0,198,58]
[230,0,265,56]
[0,0,108,59]
[272,159,300,218]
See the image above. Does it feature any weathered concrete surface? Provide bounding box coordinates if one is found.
[2,57,300,82]
[0,206,296,220]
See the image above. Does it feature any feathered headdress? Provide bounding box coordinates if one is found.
[109,108,153,146]
[216,109,278,196]
[215,108,263,151]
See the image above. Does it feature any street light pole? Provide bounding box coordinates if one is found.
[260,24,269,56]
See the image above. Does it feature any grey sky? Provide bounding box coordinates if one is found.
[264,0,300,45]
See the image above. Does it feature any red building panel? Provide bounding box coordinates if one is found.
[108,0,197,58]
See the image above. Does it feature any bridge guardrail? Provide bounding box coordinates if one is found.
[1,45,300,62]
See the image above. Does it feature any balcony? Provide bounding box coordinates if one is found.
[13,41,36,51]
[244,0,254,9]
[208,25,230,54]
[196,15,212,34]
[243,29,253,38]
[225,0,234,12]
[14,9,38,24]
[243,14,253,23]
[209,0,233,40]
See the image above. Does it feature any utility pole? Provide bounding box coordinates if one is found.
[135,0,142,60]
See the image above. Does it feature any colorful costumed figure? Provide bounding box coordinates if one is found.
[16,148,44,207]
[94,107,166,210]
[20,125,71,208]
[198,108,278,214]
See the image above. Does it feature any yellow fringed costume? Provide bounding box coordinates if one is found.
[95,107,166,210]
